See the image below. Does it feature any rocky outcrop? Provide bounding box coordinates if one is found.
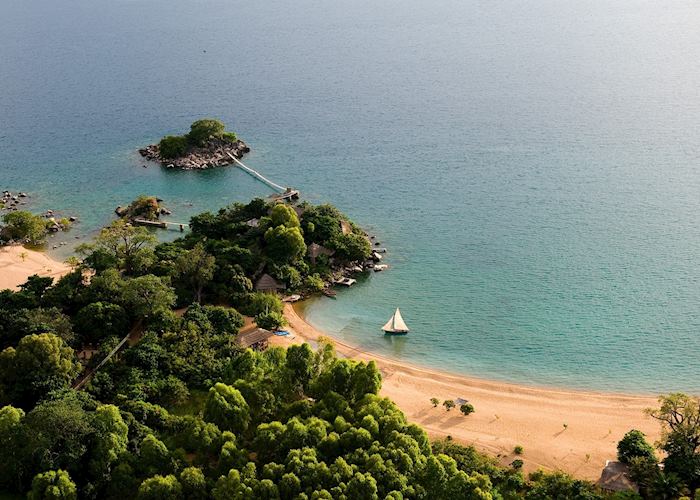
[139,138,250,170]
[1,190,29,211]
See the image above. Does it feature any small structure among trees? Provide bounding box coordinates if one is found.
[255,273,286,293]
[307,242,335,265]
[596,460,638,494]
[235,328,274,351]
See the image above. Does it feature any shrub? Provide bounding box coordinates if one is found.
[255,311,287,331]
[221,131,238,143]
[430,398,440,407]
[617,429,656,465]
[511,459,524,469]
[460,403,475,416]
[443,400,455,411]
[514,445,524,455]
[158,135,188,159]
[1,211,48,244]
[240,292,284,316]
[303,274,325,293]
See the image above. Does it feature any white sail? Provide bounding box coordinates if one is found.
[382,308,409,333]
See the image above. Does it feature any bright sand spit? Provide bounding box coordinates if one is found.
[0,245,71,291]
[279,303,661,480]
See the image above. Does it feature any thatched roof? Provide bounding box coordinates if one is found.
[308,242,335,260]
[236,328,273,348]
[596,461,638,493]
[339,220,352,235]
[255,273,286,292]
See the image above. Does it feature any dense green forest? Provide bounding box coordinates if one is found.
[0,197,695,499]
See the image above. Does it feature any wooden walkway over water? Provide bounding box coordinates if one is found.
[133,219,189,231]
[226,153,300,201]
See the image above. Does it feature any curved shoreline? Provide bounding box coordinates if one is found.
[282,303,660,480]
[0,245,71,291]
[0,246,661,480]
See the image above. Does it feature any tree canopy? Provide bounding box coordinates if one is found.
[0,197,616,499]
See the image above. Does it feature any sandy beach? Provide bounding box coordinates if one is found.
[0,244,662,480]
[0,245,71,291]
[280,303,660,480]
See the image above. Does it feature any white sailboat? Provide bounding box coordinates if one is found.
[382,308,409,334]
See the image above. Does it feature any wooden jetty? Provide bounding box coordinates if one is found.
[226,153,300,200]
[133,219,189,231]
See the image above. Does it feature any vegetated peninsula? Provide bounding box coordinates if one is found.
[0,196,692,499]
[139,118,250,169]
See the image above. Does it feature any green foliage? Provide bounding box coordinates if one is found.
[27,469,77,500]
[173,243,216,303]
[269,203,300,229]
[331,232,371,262]
[0,333,81,407]
[617,429,656,465]
[139,434,174,477]
[187,119,226,146]
[460,403,475,416]
[647,393,700,489]
[0,198,610,500]
[73,302,128,345]
[303,273,325,293]
[255,311,287,331]
[121,196,161,221]
[200,305,244,336]
[77,219,156,274]
[158,135,188,159]
[514,445,524,455]
[221,131,238,143]
[526,470,603,499]
[179,467,207,500]
[137,474,183,500]
[121,275,176,320]
[240,292,283,317]
[203,383,250,433]
[1,211,47,244]
[443,400,455,411]
[264,225,306,263]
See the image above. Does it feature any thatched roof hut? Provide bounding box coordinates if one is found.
[339,220,352,235]
[308,242,335,264]
[255,273,286,293]
[596,461,638,493]
[236,328,273,350]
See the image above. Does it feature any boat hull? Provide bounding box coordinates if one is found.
[382,329,409,335]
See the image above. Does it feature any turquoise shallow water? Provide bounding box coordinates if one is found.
[2,0,700,392]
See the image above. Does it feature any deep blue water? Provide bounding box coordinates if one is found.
[2,0,700,392]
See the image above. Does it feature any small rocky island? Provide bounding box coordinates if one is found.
[139,118,250,170]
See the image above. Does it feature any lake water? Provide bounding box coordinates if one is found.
[2,0,700,393]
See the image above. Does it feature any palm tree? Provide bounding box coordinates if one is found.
[650,471,687,500]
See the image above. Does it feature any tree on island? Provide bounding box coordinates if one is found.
[187,119,227,146]
[158,136,188,159]
[156,119,238,159]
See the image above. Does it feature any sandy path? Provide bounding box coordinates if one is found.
[0,245,71,291]
[282,303,660,480]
